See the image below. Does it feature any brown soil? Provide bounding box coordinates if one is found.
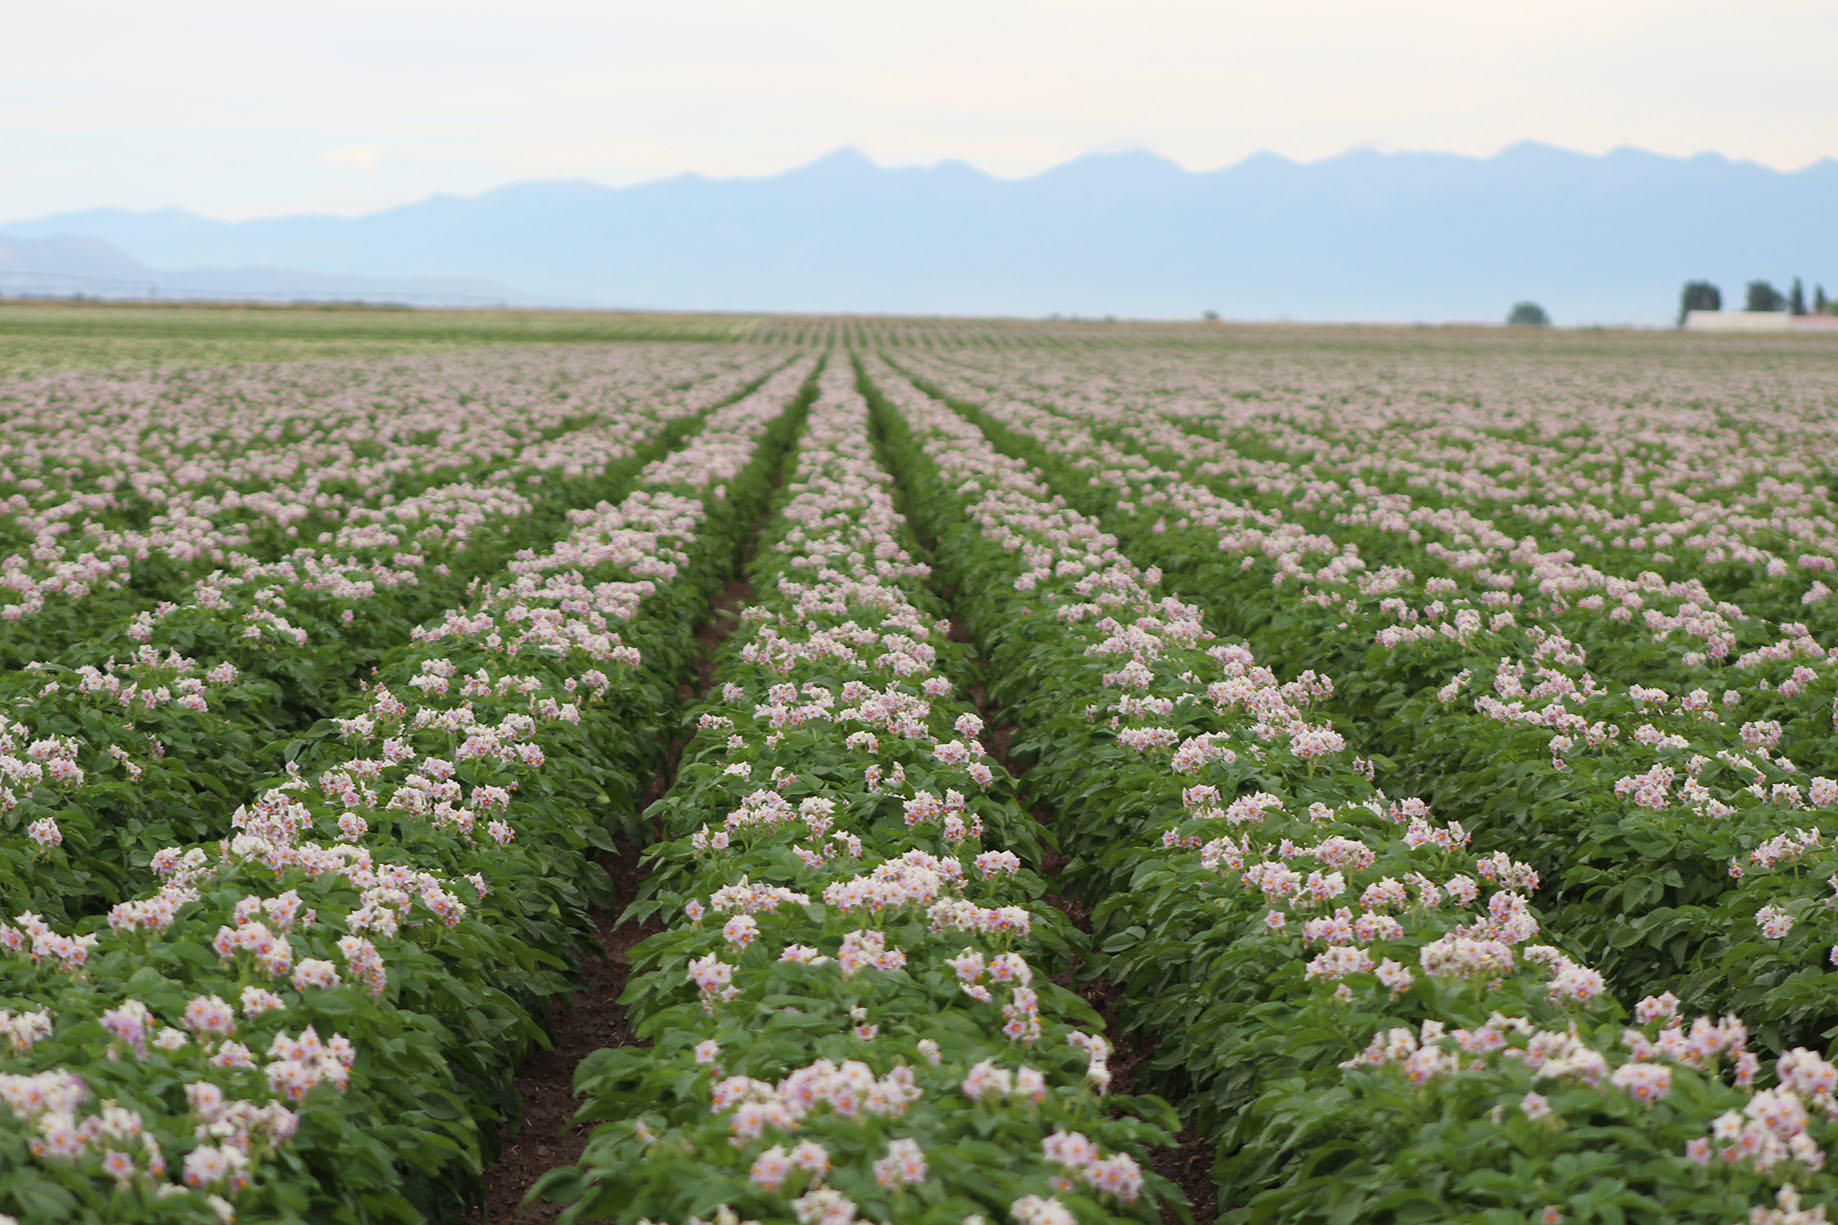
[1077,968,1219,1225]
[645,575,755,819]
[471,574,755,1223]
[469,843,658,1224]
[695,578,752,693]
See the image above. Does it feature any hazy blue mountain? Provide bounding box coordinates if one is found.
[0,234,155,290]
[5,143,1834,323]
[0,234,519,306]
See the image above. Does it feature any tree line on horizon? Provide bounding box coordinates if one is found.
[1679,277,1832,323]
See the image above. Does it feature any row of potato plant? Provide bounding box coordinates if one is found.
[890,350,1838,776]
[0,348,765,665]
[983,358,1838,1046]
[908,346,1838,639]
[2,356,785,924]
[533,360,1181,1225]
[886,355,1838,1051]
[864,357,1838,1225]
[888,346,1836,760]
[0,358,815,1225]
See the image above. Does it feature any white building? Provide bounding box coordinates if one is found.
[1683,310,1838,332]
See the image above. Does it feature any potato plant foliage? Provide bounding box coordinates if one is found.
[4,321,1838,1225]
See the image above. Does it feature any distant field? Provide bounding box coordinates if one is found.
[0,299,759,375]
[8,299,1838,379]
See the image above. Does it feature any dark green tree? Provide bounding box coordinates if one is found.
[1746,280,1787,312]
[1817,285,1830,314]
[1677,280,1721,324]
[1506,301,1550,326]
[1790,277,1808,316]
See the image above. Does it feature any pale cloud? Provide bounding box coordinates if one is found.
[3,0,1835,220]
[321,144,384,172]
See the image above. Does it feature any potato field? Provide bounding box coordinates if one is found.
[4,316,1838,1225]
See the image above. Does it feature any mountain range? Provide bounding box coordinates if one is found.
[0,235,514,306]
[4,142,1834,324]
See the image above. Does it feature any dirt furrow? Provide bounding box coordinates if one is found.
[944,611,1218,1225]
[469,571,755,1224]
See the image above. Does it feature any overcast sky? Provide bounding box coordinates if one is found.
[7,0,1835,222]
